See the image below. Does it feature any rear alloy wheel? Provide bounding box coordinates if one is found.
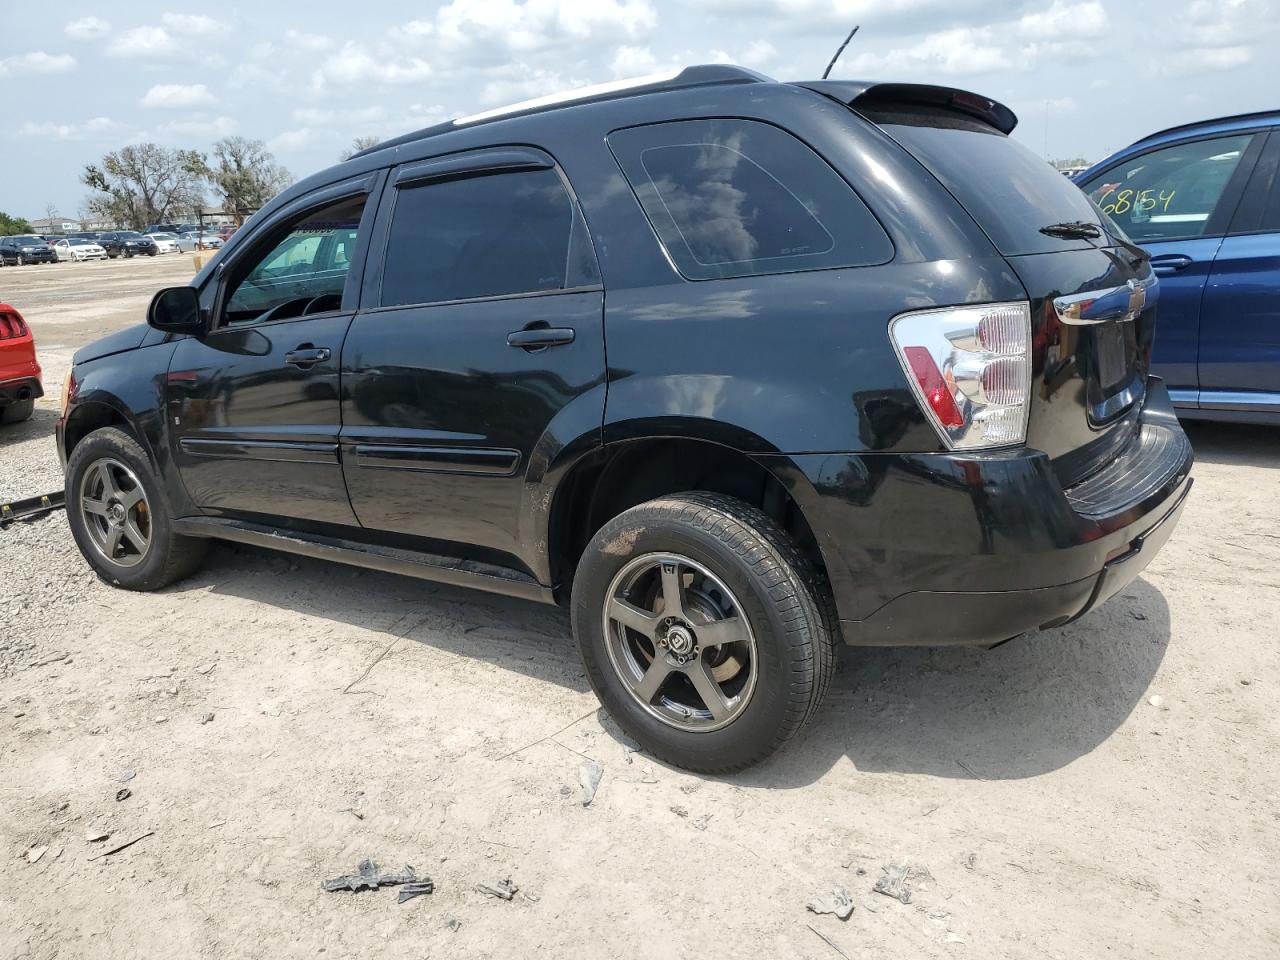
[66,427,207,590]
[572,492,836,773]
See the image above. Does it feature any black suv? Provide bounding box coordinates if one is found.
[0,235,57,265]
[98,231,158,259]
[58,67,1193,771]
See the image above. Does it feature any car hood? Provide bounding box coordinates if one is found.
[73,322,150,365]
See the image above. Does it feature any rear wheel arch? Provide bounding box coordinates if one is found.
[547,436,830,602]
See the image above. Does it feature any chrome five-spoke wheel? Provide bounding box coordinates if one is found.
[79,457,151,567]
[603,552,757,732]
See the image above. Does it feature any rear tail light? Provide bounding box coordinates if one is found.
[0,309,30,340]
[890,301,1032,450]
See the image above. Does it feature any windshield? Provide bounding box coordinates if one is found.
[863,107,1105,256]
[67,238,89,245]
[12,236,44,244]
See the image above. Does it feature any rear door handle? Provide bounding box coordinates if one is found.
[506,327,575,350]
[284,345,331,367]
[1150,254,1193,275]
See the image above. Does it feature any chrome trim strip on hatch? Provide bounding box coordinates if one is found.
[1053,275,1158,326]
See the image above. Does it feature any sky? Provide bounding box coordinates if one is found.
[0,1,1276,222]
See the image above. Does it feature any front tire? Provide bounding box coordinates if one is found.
[571,492,836,773]
[65,427,207,590]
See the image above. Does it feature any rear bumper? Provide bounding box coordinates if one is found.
[0,376,44,405]
[759,377,1193,646]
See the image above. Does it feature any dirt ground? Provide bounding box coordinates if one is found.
[2,256,1278,959]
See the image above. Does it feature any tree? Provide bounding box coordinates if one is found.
[197,137,292,225]
[81,143,207,230]
[0,211,34,235]
[340,135,381,161]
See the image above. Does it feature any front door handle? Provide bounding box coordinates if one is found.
[506,327,575,350]
[284,345,331,367]
[1150,254,1193,275]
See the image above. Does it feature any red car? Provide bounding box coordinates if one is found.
[0,303,42,424]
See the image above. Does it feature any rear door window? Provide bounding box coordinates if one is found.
[380,166,599,307]
[608,119,892,280]
[865,108,1106,256]
[1080,134,1258,242]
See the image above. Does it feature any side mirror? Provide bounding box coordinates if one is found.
[147,286,205,335]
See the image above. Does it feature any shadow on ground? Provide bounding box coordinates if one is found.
[181,540,1170,786]
[1182,419,1280,468]
[0,405,59,450]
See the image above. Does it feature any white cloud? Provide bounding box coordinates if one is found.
[107,26,178,57]
[17,116,122,140]
[842,26,1011,77]
[285,29,335,51]
[161,13,230,37]
[152,115,237,140]
[312,42,433,88]
[610,44,661,77]
[430,0,657,61]
[141,84,218,109]
[269,128,321,153]
[1017,1,1107,39]
[0,51,78,76]
[65,17,110,39]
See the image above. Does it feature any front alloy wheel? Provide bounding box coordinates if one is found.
[79,458,151,567]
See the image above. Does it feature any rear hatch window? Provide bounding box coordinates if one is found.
[862,107,1106,257]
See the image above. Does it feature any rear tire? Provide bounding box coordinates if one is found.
[571,492,836,773]
[65,427,207,590]
[1,399,34,424]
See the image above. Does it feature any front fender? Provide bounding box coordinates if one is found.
[63,342,191,514]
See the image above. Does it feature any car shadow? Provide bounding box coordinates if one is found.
[182,540,1169,785]
[1182,419,1280,468]
[0,405,59,449]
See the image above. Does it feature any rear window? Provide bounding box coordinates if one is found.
[608,119,893,280]
[866,108,1105,256]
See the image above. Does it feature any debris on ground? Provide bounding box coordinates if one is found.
[444,915,462,932]
[322,859,422,893]
[86,830,154,862]
[807,923,852,959]
[397,880,435,904]
[115,788,131,802]
[670,805,689,818]
[85,829,109,843]
[579,759,603,806]
[807,885,855,920]
[119,771,136,782]
[476,877,518,900]
[873,863,932,904]
[27,845,47,864]
[691,814,712,831]
[1148,695,1165,708]
[200,712,215,724]
[338,807,365,821]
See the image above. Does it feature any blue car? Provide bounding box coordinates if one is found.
[1076,111,1280,424]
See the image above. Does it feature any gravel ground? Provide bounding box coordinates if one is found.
[2,257,1278,959]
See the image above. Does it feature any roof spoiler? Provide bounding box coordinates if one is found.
[797,80,1018,135]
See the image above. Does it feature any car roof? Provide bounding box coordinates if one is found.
[1132,109,1280,148]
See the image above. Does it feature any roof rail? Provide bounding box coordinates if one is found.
[351,65,771,160]
[1135,109,1280,145]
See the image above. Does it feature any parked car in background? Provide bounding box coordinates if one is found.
[217,225,238,243]
[0,303,41,424]
[58,66,1192,772]
[0,235,58,265]
[1077,110,1280,424]
[98,231,159,259]
[174,232,224,252]
[148,233,181,254]
[53,237,109,262]
[144,224,182,235]
[71,231,103,242]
